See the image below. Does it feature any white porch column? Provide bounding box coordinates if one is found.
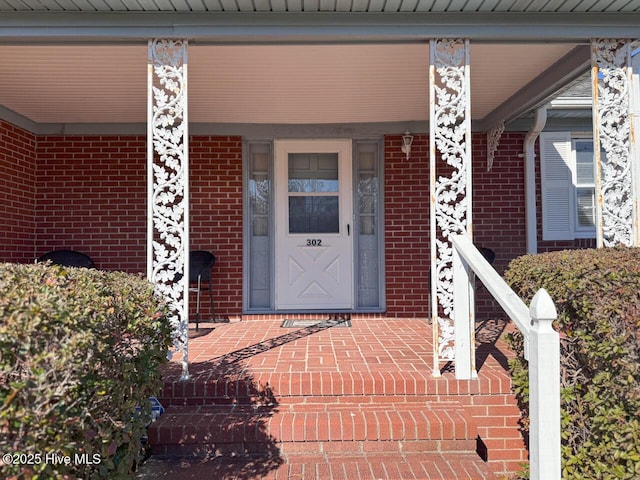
[591,39,640,247]
[634,51,640,247]
[429,39,473,377]
[147,39,191,380]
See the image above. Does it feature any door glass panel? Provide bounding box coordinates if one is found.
[288,153,339,192]
[289,196,339,233]
[288,152,340,234]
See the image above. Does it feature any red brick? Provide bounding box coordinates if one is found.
[2,121,589,321]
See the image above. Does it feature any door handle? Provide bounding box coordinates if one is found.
[347,224,350,236]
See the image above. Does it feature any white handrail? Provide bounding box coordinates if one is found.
[452,235,530,342]
[450,234,561,480]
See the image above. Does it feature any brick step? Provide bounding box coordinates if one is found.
[147,403,478,458]
[159,371,484,406]
[154,370,523,475]
[136,451,498,480]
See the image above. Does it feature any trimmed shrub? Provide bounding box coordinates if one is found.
[504,247,640,479]
[0,262,172,480]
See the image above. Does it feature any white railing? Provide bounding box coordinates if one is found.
[451,234,560,480]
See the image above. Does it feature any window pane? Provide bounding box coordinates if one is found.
[359,151,375,171]
[249,174,270,236]
[252,152,269,172]
[252,217,268,236]
[358,172,377,194]
[359,195,375,215]
[288,153,339,192]
[575,140,593,154]
[576,160,594,184]
[289,196,339,233]
[356,148,378,236]
[575,141,595,185]
[360,215,375,235]
[576,188,596,227]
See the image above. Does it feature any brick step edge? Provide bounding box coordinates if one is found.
[147,406,477,448]
[150,438,479,458]
[137,451,498,480]
[158,371,501,405]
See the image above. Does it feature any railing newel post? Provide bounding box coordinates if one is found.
[452,241,476,380]
[529,288,561,480]
[450,235,561,479]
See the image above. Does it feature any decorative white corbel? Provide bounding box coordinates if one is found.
[486,121,505,172]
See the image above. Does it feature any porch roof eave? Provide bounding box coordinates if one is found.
[0,11,639,44]
[479,44,591,132]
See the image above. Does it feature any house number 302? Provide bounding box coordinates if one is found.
[306,239,322,246]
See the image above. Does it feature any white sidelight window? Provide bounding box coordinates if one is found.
[540,132,599,241]
[353,139,384,310]
[245,141,273,310]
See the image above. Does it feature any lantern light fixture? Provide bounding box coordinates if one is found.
[401,131,414,160]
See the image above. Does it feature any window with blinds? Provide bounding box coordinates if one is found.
[540,132,598,241]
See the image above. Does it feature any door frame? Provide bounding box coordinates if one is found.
[242,137,386,314]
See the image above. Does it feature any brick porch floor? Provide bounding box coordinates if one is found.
[136,316,526,480]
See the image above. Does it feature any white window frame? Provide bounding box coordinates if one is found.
[540,131,597,241]
[571,136,597,237]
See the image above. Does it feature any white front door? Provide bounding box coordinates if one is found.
[275,139,354,310]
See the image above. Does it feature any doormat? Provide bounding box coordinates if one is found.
[281,318,351,328]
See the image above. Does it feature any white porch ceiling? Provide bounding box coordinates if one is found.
[3,2,635,130]
[0,42,578,127]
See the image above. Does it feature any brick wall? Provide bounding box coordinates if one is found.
[384,134,431,317]
[472,132,529,318]
[189,136,244,319]
[2,121,593,319]
[472,132,528,274]
[383,132,534,318]
[473,131,596,260]
[34,134,244,319]
[35,135,148,272]
[0,120,37,263]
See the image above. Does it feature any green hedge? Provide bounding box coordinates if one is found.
[0,262,172,480]
[504,247,640,479]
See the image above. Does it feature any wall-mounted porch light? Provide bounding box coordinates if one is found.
[401,131,414,160]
